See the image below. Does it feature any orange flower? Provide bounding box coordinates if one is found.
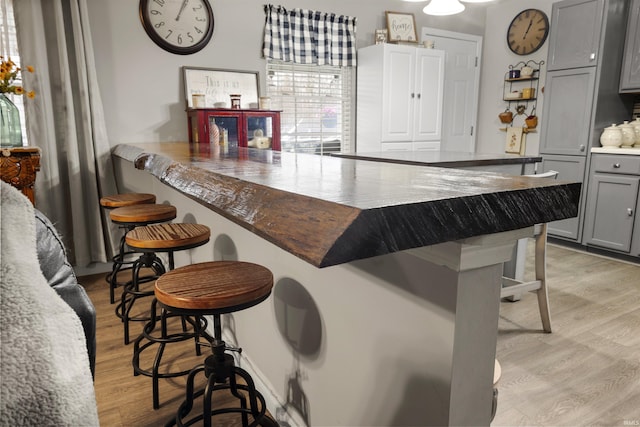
[0,56,35,98]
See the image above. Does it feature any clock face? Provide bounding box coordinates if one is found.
[139,0,214,55]
[507,9,549,56]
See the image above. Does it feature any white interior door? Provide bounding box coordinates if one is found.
[421,28,482,152]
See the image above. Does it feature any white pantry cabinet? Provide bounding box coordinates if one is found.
[356,44,444,153]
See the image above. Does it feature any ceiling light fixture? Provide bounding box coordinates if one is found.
[460,0,495,3]
[423,0,465,16]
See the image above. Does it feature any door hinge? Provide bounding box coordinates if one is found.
[470,125,474,136]
[475,57,478,67]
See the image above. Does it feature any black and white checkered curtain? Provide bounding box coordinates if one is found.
[263,4,357,67]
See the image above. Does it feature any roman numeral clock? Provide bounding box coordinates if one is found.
[507,9,549,56]
[139,0,214,55]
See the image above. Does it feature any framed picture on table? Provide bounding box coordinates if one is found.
[182,67,260,109]
[375,29,388,44]
[385,11,418,43]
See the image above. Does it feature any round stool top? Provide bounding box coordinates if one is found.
[100,193,156,208]
[126,223,210,250]
[109,204,177,225]
[155,261,273,312]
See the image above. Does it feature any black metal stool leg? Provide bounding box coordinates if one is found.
[120,252,165,344]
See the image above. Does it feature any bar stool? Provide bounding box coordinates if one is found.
[154,261,276,427]
[122,222,211,346]
[100,193,157,304]
[108,204,177,309]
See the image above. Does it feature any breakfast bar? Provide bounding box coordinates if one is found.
[112,142,580,426]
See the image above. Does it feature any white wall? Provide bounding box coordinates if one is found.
[87,0,485,145]
[476,0,555,155]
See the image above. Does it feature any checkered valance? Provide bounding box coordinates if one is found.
[263,4,357,67]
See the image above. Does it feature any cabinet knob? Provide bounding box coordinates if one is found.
[411,93,415,98]
[613,163,621,168]
[589,53,596,61]
[628,208,634,217]
[579,144,586,152]
[417,93,421,99]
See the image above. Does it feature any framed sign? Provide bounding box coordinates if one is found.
[385,11,418,43]
[183,67,260,109]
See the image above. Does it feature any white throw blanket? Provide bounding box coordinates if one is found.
[0,182,99,426]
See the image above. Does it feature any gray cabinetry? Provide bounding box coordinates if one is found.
[540,0,631,244]
[547,0,604,71]
[539,68,596,156]
[584,154,640,255]
[620,0,640,93]
[541,154,587,240]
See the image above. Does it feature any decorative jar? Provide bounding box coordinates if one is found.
[599,124,622,148]
[631,117,640,147]
[0,93,23,147]
[618,120,635,147]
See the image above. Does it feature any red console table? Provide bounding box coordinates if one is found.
[187,108,281,151]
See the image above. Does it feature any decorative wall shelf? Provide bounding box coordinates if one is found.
[501,60,545,130]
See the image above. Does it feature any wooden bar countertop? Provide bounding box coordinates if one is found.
[112,142,580,268]
[330,150,542,168]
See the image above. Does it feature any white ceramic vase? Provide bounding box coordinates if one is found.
[619,120,635,147]
[632,117,640,147]
[600,124,622,148]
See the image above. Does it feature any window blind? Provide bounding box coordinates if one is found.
[266,60,352,155]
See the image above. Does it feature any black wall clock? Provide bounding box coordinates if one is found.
[507,9,549,56]
[139,0,214,55]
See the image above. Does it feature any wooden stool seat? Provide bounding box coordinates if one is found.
[100,192,156,208]
[104,201,174,305]
[126,223,211,251]
[119,223,210,345]
[155,261,273,312]
[155,261,275,425]
[109,204,177,225]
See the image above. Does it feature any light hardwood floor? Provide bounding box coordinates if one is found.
[493,243,640,427]
[80,243,640,426]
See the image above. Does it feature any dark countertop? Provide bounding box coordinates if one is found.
[113,142,580,268]
[331,150,542,168]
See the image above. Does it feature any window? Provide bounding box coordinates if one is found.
[266,60,352,155]
[0,0,28,145]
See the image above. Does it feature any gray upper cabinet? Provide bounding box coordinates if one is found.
[539,68,596,156]
[547,0,605,71]
[620,0,640,93]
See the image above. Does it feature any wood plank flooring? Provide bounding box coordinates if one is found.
[80,243,640,426]
[493,243,640,427]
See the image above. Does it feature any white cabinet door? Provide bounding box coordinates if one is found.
[356,44,444,152]
[382,46,415,142]
[414,49,445,142]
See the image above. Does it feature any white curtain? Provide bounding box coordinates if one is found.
[12,0,117,266]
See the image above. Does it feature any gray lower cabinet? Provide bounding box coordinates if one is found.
[620,0,640,93]
[541,154,587,240]
[584,154,640,256]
